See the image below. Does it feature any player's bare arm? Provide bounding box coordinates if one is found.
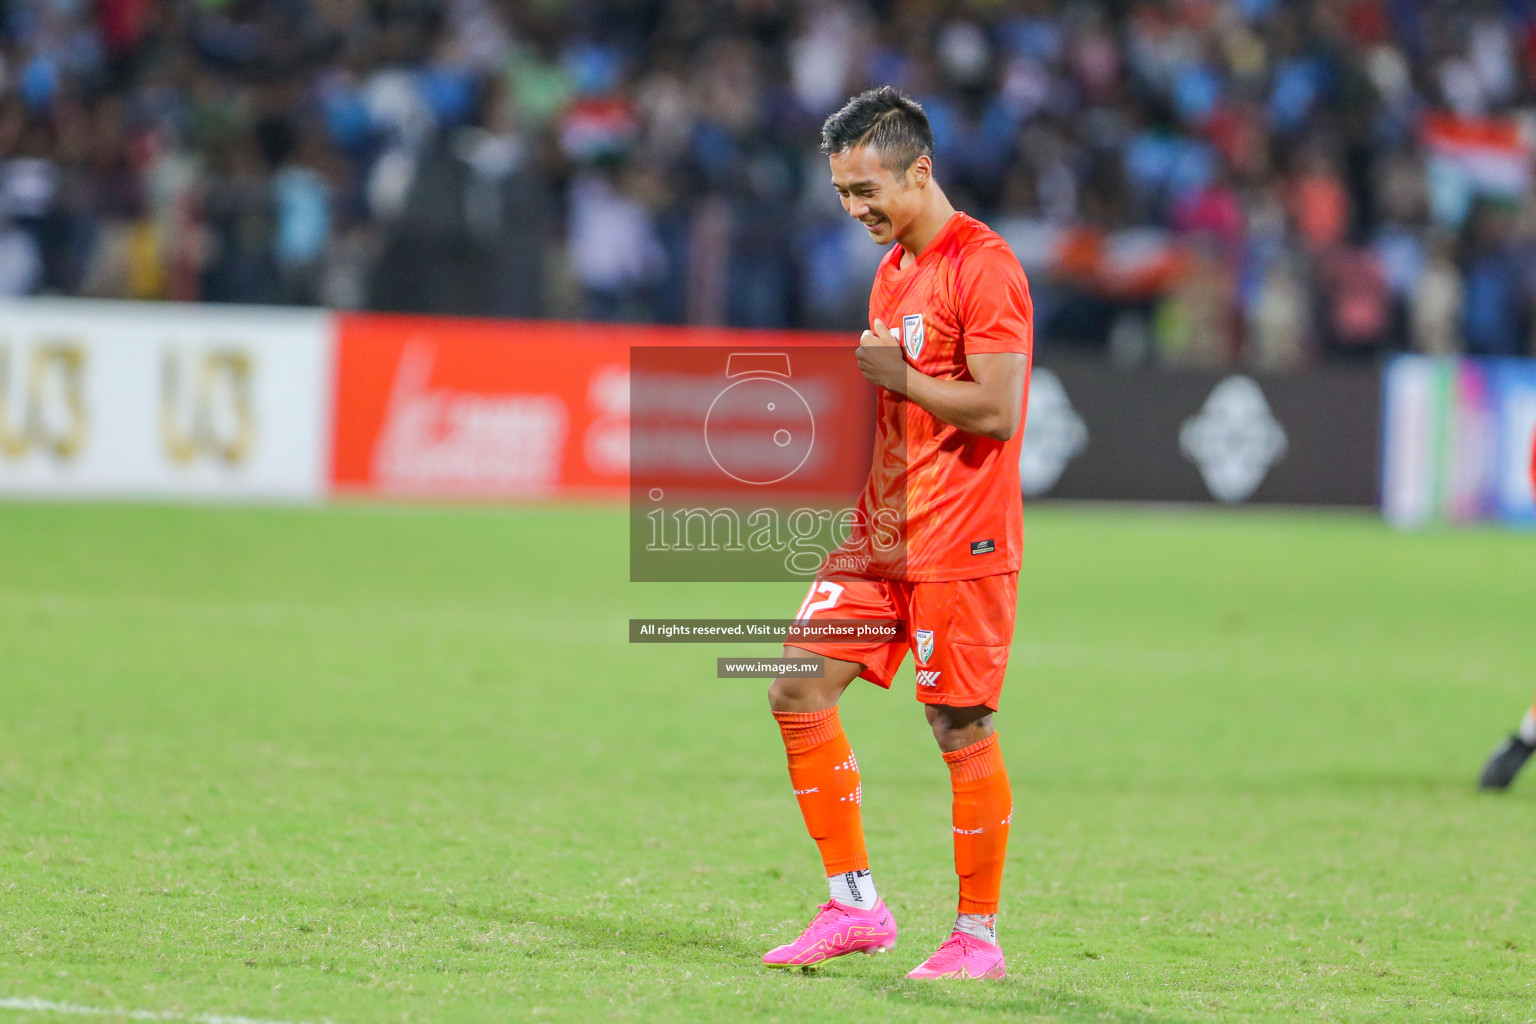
[856,322,1028,441]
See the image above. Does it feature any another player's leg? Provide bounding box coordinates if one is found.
[763,647,898,968]
[1479,697,1536,790]
[906,703,1011,980]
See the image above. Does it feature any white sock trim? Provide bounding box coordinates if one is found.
[1518,709,1536,745]
[828,869,877,909]
[955,912,997,945]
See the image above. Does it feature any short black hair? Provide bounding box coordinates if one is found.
[820,87,934,173]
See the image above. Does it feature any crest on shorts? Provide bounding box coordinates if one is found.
[902,313,925,360]
[915,628,934,664]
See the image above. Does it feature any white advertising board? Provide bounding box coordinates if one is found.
[0,299,332,500]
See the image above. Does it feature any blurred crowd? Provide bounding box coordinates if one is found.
[5,0,1536,367]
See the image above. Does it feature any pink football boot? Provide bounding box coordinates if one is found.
[762,899,898,968]
[905,931,1007,980]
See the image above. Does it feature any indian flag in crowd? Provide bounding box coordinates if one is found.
[1422,113,1533,224]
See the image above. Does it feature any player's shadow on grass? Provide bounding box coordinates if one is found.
[1096,770,1481,799]
[519,910,1189,1022]
[1281,769,1487,797]
[861,978,1191,1024]
[513,909,764,963]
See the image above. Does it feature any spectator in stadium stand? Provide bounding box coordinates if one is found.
[369,79,555,318]
[1409,232,1464,356]
[0,201,42,296]
[1246,251,1312,373]
[1155,240,1238,368]
[2,0,1536,361]
[271,125,335,307]
[1461,202,1527,357]
[198,131,281,304]
[565,162,667,323]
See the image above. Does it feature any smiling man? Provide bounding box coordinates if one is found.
[760,87,1034,980]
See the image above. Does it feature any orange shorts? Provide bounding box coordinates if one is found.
[785,573,1018,711]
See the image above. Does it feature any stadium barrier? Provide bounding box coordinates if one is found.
[330,314,858,500]
[1380,355,1536,528]
[0,299,331,500]
[1020,360,1381,506]
[0,297,1420,512]
[0,299,851,503]
[331,313,632,500]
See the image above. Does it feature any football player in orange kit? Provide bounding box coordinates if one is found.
[760,88,1033,980]
[1478,426,1536,790]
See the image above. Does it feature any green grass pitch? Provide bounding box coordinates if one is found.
[0,502,1533,1023]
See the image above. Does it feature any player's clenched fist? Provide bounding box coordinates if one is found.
[857,318,908,394]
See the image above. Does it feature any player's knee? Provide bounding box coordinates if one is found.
[767,675,811,712]
[767,674,841,713]
[766,676,793,710]
[927,705,994,752]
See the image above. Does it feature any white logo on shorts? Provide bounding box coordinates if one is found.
[915,628,934,663]
[917,669,942,688]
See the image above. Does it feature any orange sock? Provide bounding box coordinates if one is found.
[944,732,1012,915]
[773,707,868,876]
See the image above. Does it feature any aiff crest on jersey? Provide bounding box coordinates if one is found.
[902,313,925,360]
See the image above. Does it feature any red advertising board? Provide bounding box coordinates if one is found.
[627,344,876,504]
[331,313,859,499]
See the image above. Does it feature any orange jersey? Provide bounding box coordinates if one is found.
[839,212,1034,582]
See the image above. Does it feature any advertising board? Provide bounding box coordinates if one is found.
[1021,361,1382,506]
[0,299,331,499]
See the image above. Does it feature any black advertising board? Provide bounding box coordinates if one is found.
[1020,361,1382,507]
